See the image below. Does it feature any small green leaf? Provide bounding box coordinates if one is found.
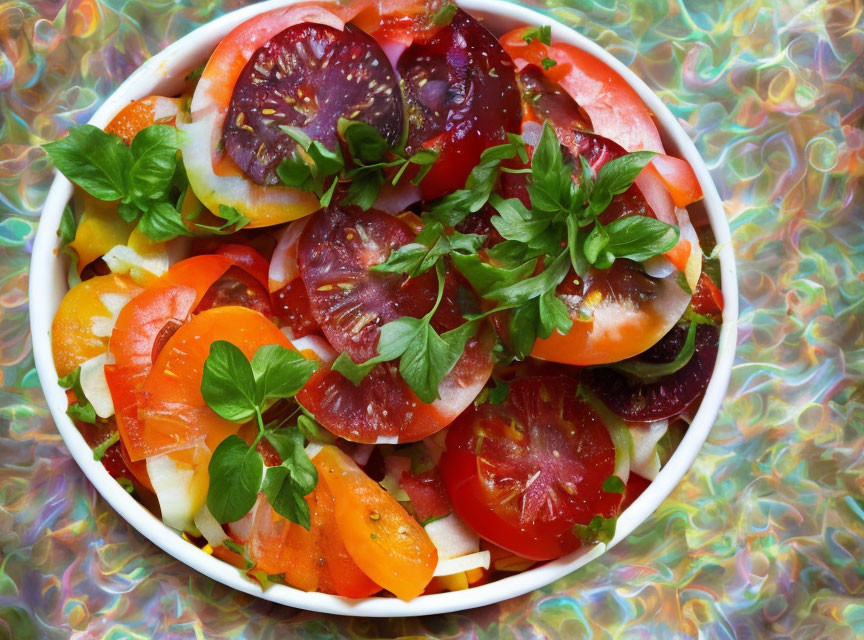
[194,205,250,234]
[583,224,609,264]
[92,432,119,462]
[610,319,697,380]
[296,413,336,444]
[432,2,458,25]
[207,435,264,523]
[128,124,180,207]
[307,141,344,177]
[677,270,693,294]
[538,289,572,339]
[331,352,380,385]
[262,466,311,529]
[67,401,97,424]
[508,298,540,359]
[603,215,679,261]
[42,124,133,201]
[341,166,383,210]
[573,515,617,544]
[602,475,626,494]
[565,215,588,277]
[522,25,552,45]
[200,341,258,422]
[58,367,97,424]
[484,250,570,306]
[338,118,388,164]
[117,201,141,223]
[251,344,319,405]
[489,194,548,243]
[590,151,657,213]
[277,155,315,189]
[451,252,537,297]
[58,205,76,247]
[137,201,192,242]
[541,57,557,70]
[265,428,318,494]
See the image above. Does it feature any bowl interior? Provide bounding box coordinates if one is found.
[29,0,738,617]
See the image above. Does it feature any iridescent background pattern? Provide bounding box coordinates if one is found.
[1,0,862,638]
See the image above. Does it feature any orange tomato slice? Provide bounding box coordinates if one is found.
[52,274,143,377]
[137,306,295,460]
[314,445,437,600]
[105,95,183,145]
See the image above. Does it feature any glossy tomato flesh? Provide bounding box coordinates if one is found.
[439,376,620,560]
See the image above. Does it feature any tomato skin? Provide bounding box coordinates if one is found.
[271,279,319,338]
[213,245,269,288]
[400,469,451,523]
[439,376,619,561]
[137,306,295,460]
[314,445,436,600]
[193,265,272,318]
[691,272,724,317]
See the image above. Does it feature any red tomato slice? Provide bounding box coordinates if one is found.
[193,266,272,318]
[400,468,451,523]
[296,206,493,443]
[269,218,320,338]
[398,9,521,200]
[214,244,269,287]
[439,376,621,561]
[314,445,436,600]
[690,272,724,317]
[137,306,295,460]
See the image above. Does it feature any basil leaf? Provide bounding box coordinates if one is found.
[451,252,537,296]
[489,194,548,243]
[565,215,588,277]
[583,224,609,264]
[58,205,76,247]
[330,352,379,385]
[603,215,679,262]
[277,156,315,189]
[484,250,570,306]
[58,367,97,424]
[262,466,311,529]
[117,201,141,223]
[485,239,547,268]
[42,124,133,201]
[200,341,258,422]
[338,119,388,164]
[296,414,336,444]
[590,151,657,214]
[538,289,572,339]
[508,299,540,359]
[602,475,626,494]
[307,141,344,177]
[265,428,318,494]
[251,344,319,405]
[377,316,426,360]
[128,124,179,207]
[341,166,383,210]
[137,202,191,242]
[528,123,575,215]
[207,435,263,523]
[573,514,617,544]
[196,204,251,234]
[369,242,429,276]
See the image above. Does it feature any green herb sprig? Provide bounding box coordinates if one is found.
[58,367,97,424]
[200,341,321,527]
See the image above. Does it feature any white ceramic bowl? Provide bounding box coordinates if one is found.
[29,0,738,617]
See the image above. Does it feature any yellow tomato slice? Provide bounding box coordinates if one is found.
[52,274,143,377]
[314,445,437,600]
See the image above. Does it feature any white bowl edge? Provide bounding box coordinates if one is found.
[28,0,738,617]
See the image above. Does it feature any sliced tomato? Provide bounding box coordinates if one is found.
[106,283,197,460]
[269,218,320,338]
[582,324,719,422]
[296,206,493,442]
[52,274,144,377]
[105,95,182,145]
[398,9,521,199]
[179,4,344,226]
[136,306,295,460]
[314,445,436,600]
[621,473,651,511]
[193,266,272,317]
[691,272,724,317]
[214,244,269,287]
[439,376,620,561]
[400,468,451,523]
[224,22,402,186]
[517,64,591,132]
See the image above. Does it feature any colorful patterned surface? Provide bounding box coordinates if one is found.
[0,0,862,637]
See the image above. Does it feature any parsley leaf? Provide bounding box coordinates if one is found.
[195,204,251,234]
[58,367,97,424]
[207,435,264,523]
[573,515,617,544]
[370,220,484,277]
[589,150,658,214]
[602,475,626,494]
[92,432,119,462]
[58,205,76,247]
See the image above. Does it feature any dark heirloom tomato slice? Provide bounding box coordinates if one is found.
[398,9,521,200]
[296,206,493,443]
[518,64,591,131]
[298,206,438,363]
[582,324,720,422]
[439,376,620,561]
[194,265,273,317]
[224,22,403,185]
[271,279,319,338]
[400,468,451,523]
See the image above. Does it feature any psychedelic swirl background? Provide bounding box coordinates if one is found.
[0,0,862,638]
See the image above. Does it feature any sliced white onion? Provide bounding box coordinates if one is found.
[79,353,114,418]
[90,291,134,339]
[379,455,410,501]
[433,551,491,577]
[642,255,676,279]
[373,182,421,215]
[305,442,324,460]
[147,452,202,533]
[375,435,400,445]
[676,207,703,291]
[629,420,669,481]
[269,218,309,292]
[103,244,169,281]
[289,334,337,364]
[193,504,227,548]
[379,40,407,73]
[424,513,480,560]
[422,429,448,466]
[521,120,543,148]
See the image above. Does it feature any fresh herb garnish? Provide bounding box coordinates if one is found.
[200,341,320,527]
[541,57,557,70]
[602,475,626,494]
[370,219,485,278]
[573,514,617,544]
[57,367,97,424]
[331,263,479,403]
[432,2,458,26]
[194,205,251,235]
[92,432,120,462]
[42,124,195,243]
[522,25,552,45]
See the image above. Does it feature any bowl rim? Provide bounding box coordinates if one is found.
[28,0,738,617]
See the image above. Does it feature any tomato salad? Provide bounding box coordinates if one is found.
[43,0,723,601]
